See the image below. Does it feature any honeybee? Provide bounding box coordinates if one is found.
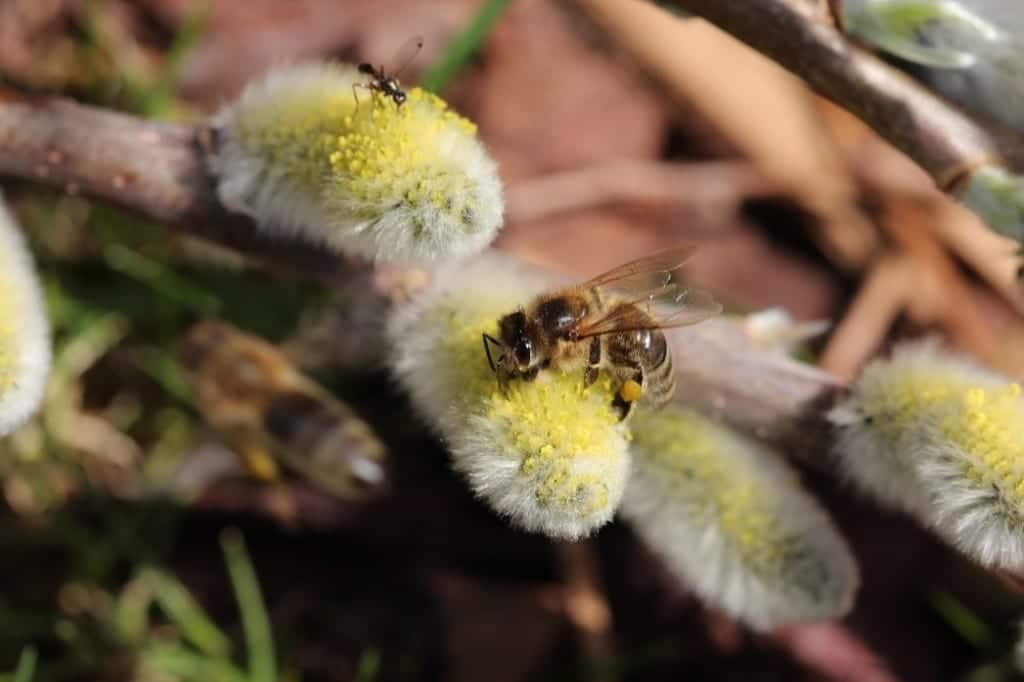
[355,35,424,107]
[180,321,388,499]
[482,246,722,420]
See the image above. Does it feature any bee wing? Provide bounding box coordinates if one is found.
[575,284,722,339]
[580,244,699,300]
[390,35,425,78]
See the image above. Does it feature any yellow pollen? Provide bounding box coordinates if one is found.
[620,380,643,403]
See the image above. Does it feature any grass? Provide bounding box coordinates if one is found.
[220,529,277,682]
[419,0,511,93]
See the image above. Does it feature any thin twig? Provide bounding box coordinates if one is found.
[0,89,344,277]
[568,0,881,271]
[505,160,779,224]
[818,253,913,381]
[881,195,999,361]
[552,541,617,674]
[664,0,1024,190]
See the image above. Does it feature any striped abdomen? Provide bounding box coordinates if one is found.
[601,302,675,407]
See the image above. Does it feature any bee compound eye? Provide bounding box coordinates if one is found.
[515,338,533,366]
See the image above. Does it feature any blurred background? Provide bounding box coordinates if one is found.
[2,0,1024,680]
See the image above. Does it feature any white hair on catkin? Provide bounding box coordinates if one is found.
[210,62,504,264]
[830,338,1024,569]
[622,405,858,631]
[0,194,51,436]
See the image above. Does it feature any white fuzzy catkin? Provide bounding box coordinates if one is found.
[0,195,51,436]
[621,405,858,631]
[829,339,1024,568]
[210,62,504,264]
[388,254,631,539]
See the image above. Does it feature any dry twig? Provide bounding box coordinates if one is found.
[0,88,345,277]
[665,0,1024,191]
[505,160,778,224]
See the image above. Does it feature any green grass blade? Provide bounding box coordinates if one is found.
[143,568,232,658]
[114,576,157,645]
[220,529,276,682]
[140,642,248,682]
[13,647,37,682]
[929,590,995,650]
[353,648,381,682]
[419,0,510,93]
[103,243,221,316]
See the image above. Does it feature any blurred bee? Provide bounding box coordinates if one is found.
[483,246,721,420]
[355,35,424,107]
[180,321,387,499]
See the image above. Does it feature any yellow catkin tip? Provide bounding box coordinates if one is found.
[619,380,643,403]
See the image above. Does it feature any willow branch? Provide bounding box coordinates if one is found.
[505,160,779,224]
[0,90,776,267]
[661,0,1024,190]
[0,88,841,456]
[0,89,344,276]
[668,319,842,461]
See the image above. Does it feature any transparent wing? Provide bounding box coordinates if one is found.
[579,244,699,302]
[390,35,424,78]
[576,284,721,339]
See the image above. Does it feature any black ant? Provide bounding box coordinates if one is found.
[353,36,423,109]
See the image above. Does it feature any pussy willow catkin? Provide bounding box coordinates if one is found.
[210,62,504,264]
[0,195,51,436]
[623,405,858,630]
[388,255,630,539]
[830,339,1024,568]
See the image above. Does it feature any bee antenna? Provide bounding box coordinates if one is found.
[482,333,503,373]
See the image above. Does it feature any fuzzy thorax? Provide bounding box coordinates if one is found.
[622,405,858,630]
[211,62,504,264]
[388,255,630,539]
[830,339,1024,568]
[0,196,51,436]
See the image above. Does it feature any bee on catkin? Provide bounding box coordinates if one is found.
[180,321,388,500]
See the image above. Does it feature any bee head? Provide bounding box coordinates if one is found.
[485,310,538,376]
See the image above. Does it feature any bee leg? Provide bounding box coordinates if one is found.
[583,337,601,388]
[611,367,645,422]
[231,433,281,482]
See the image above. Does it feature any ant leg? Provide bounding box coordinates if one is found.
[352,83,374,113]
[583,337,601,387]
